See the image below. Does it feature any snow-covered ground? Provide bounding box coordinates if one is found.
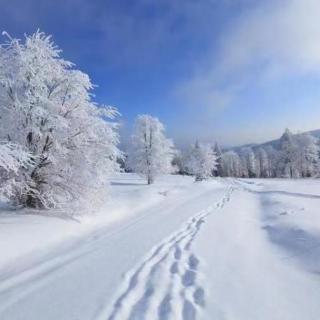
[0,174,320,319]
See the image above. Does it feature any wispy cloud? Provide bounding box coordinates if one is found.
[219,0,320,76]
[2,0,319,145]
[179,0,320,96]
[173,0,320,144]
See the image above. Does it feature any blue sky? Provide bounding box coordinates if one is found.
[2,0,320,146]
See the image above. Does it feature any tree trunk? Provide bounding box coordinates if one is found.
[147,175,154,185]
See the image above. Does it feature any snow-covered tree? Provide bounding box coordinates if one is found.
[295,133,319,177]
[256,148,269,178]
[213,142,223,176]
[238,152,248,177]
[221,151,241,177]
[127,115,175,184]
[264,145,278,178]
[277,129,299,178]
[240,147,257,178]
[0,31,121,209]
[185,141,217,181]
[172,150,187,175]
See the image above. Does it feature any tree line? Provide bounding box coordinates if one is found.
[125,123,320,184]
[217,128,319,179]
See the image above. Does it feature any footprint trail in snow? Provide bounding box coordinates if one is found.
[97,186,234,320]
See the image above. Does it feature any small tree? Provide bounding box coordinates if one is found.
[127,115,175,184]
[186,141,217,181]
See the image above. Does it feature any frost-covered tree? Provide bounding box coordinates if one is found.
[172,150,187,175]
[0,143,30,174]
[295,133,319,177]
[0,31,121,209]
[127,115,175,184]
[213,142,223,176]
[277,129,299,178]
[185,141,217,181]
[256,148,269,178]
[238,151,248,177]
[221,151,241,177]
[264,145,278,178]
[171,148,193,176]
[240,147,257,178]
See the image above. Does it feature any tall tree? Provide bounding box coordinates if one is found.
[264,145,278,178]
[277,129,299,178]
[213,142,223,176]
[0,31,121,208]
[240,147,257,178]
[295,133,319,177]
[221,151,242,177]
[256,148,269,178]
[127,115,175,184]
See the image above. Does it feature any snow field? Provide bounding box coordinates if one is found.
[195,181,320,320]
[100,186,234,320]
[0,175,320,320]
[0,175,227,320]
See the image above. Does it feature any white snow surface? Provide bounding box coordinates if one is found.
[0,174,320,319]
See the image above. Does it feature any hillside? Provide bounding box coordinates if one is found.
[229,128,320,152]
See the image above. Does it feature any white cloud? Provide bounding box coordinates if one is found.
[174,0,320,141]
[219,0,320,76]
[179,0,320,93]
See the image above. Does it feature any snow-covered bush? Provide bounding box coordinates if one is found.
[127,115,175,184]
[185,142,217,181]
[0,31,121,209]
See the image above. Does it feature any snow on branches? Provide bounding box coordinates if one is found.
[0,31,121,209]
[127,115,175,184]
[185,142,217,181]
[0,142,33,199]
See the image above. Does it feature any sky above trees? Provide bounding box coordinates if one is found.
[2,0,320,146]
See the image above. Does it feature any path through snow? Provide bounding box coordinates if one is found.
[99,187,233,320]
